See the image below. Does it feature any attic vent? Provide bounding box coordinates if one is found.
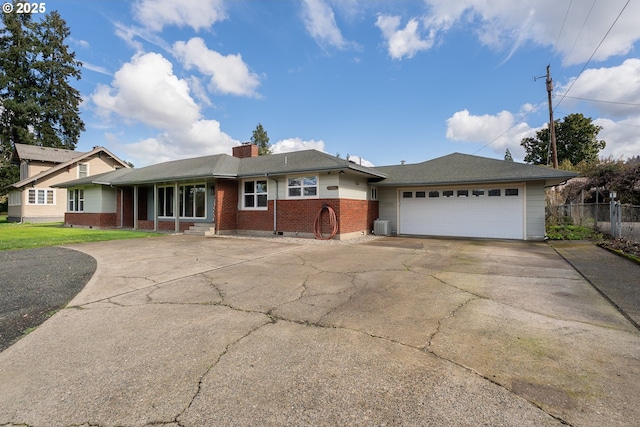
[284,155,288,165]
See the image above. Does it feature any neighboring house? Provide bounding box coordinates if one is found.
[7,144,130,223]
[55,144,576,240]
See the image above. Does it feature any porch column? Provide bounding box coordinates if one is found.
[153,183,158,231]
[174,182,180,232]
[133,185,139,230]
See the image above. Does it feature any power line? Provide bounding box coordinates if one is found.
[564,0,596,65]
[555,0,631,111]
[558,94,640,107]
[552,0,574,59]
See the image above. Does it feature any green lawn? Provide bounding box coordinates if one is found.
[0,215,161,251]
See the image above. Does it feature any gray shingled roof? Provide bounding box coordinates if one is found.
[372,153,577,186]
[54,150,576,189]
[56,150,386,187]
[13,143,85,163]
[375,153,577,186]
[237,150,386,177]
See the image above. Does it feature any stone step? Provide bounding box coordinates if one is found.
[184,223,215,236]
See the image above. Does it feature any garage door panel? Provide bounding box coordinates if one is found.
[399,187,523,239]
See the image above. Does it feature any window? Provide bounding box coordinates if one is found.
[158,184,206,217]
[288,176,317,198]
[28,188,55,205]
[402,191,412,198]
[244,180,268,209]
[457,190,468,197]
[78,163,89,178]
[8,191,21,206]
[69,189,84,212]
[157,186,174,217]
[181,184,206,217]
[370,187,378,200]
[443,190,454,197]
[428,191,439,198]
[488,189,501,197]
[505,188,519,196]
[415,191,426,198]
[472,189,485,197]
[20,162,28,180]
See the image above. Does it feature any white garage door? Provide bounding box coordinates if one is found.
[399,186,524,239]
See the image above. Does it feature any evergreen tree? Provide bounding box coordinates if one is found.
[251,123,271,155]
[504,148,513,162]
[0,4,84,195]
[32,10,85,149]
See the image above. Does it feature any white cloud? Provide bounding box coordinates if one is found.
[271,137,326,154]
[91,52,238,166]
[133,0,227,32]
[110,119,238,166]
[301,0,349,50]
[173,37,261,97]
[92,52,200,130]
[375,15,433,60]
[595,118,640,161]
[556,58,640,118]
[389,0,640,65]
[445,108,537,160]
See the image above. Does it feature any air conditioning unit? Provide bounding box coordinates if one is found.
[374,220,390,236]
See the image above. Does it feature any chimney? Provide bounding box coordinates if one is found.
[232,143,259,159]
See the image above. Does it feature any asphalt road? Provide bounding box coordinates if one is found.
[0,247,96,352]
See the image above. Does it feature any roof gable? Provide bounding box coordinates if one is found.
[373,153,577,186]
[11,146,131,189]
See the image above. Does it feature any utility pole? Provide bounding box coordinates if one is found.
[546,65,558,169]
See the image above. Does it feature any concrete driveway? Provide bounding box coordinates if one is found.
[0,235,638,426]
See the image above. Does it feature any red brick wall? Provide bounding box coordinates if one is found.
[137,220,194,231]
[232,144,259,158]
[215,179,238,231]
[65,212,117,228]
[232,198,379,236]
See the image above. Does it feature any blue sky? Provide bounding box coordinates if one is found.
[40,0,640,166]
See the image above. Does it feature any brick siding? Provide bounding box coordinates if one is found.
[215,179,238,231]
[65,212,117,228]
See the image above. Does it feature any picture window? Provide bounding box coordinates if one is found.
[288,176,317,198]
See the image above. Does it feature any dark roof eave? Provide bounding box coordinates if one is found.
[111,173,236,186]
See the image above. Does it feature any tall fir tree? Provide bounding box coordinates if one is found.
[32,11,85,149]
[251,123,271,155]
[504,148,513,162]
[0,4,84,195]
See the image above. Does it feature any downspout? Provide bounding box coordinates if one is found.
[268,174,278,234]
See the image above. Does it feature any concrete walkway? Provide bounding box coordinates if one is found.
[550,241,640,329]
[1,235,639,427]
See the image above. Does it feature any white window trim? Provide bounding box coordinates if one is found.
[242,179,268,210]
[78,162,89,178]
[27,188,56,205]
[287,175,319,199]
[69,188,84,212]
[157,185,176,218]
[179,183,207,219]
[370,187,378,201]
